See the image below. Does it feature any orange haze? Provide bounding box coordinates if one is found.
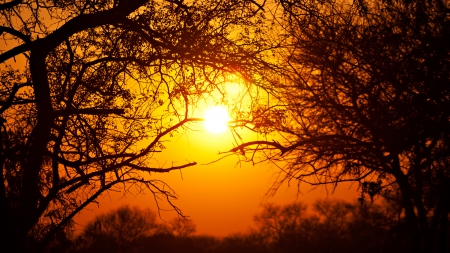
[74,127,359,237]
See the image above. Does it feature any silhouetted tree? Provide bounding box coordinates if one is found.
[252,200,409,253]
[216,233,269,253]
[312,199,408,253]
[73,205,159,253]
[0,0,273,252]
[163,217,197,238]
[253,202,312,253]
[68,201,413,253]
[29,220,74,253]
[231,0,450,252]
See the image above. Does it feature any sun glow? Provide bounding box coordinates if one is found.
[203,106,230,134]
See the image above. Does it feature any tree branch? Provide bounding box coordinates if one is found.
[38,181,116,252]
[142,117,203,155]
[230,134,373,155]
[0,0,148,63]
[128,162,197,173]
[0,82,31,114]
[54,108,125,116]
[0,0,22,11]
[0,26,31,43]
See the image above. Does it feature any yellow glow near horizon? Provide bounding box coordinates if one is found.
[203,106,230,134]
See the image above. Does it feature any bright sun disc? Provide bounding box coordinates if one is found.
[204,106,230,134]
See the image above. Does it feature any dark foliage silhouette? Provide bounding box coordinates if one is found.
[0,0,273,252]
[71,204,217,253]
[161,217,196,238]
[69,201,414,253]
[230,0,450,252]
[251,200,409,253]
[72,205,160,253]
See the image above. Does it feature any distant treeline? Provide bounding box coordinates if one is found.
[41,199,434,253]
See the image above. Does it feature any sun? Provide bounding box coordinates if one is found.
[203,106,230,134]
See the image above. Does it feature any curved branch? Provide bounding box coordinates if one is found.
[0,82,30,114]
[229,140,287,154]
[38,181,116,252]
[0,0,22,11]
[230,134,375,155]
[0,26,31,43]
[54,108,125,117]
[128,162,197,173]
[56,117,204,191]
[53,152,136,168]
[142,117,203,155]
[0,43,29,64]
[0,0,148,63]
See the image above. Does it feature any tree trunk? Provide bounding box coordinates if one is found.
[392,157,424,253]
[12,49,54,253]
[438,178,450,253]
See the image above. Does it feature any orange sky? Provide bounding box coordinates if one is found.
[75,124,360,237]
[0,39,360,238]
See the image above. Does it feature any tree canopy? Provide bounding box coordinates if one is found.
[2,0,450,252]
[0,0,273,252]
[230,0,450,252]
[74,205,159,253]
[67,201,410,253]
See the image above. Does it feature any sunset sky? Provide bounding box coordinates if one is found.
[2,1,449,253]
[1,20,361,239]
[75,120,360,237]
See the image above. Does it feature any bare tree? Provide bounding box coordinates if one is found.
[230,0,450,252]
[0,0,273,252]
